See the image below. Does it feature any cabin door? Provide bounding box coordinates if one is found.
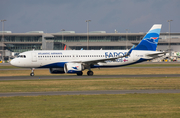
[32,52,37,62]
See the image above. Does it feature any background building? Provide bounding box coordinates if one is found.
[1,31,180,60]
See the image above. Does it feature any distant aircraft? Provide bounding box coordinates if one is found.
[10,24,165,76]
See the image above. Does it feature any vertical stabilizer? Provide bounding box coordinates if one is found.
[134,24,162,51]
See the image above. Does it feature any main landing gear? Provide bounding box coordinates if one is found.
[30,68,35,76]
[87,71,93,76]
[76,71,93,76]
[86,66,94,76]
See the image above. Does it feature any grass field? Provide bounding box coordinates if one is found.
[1,66,180,76]
[1,63,180,76]
[1,94,180,118]
[0,77,180,92]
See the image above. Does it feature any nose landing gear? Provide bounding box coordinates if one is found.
[30,68,35,76]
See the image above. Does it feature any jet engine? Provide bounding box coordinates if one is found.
[49,68,65,74]
[64,63,84,73]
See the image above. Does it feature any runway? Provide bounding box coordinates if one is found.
[1,74,180,81]
[1,90,180,97]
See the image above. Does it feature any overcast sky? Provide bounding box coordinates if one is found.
[0,0,179,33]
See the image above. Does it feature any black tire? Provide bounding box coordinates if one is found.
[30,72,34,76]
[77,71,83,76]
[87,71,93,76]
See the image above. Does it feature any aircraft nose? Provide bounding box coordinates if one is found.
[10,59,17,66]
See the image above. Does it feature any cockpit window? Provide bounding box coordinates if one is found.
[17,55,26,58]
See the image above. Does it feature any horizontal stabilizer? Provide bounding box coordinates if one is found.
[146,52,167,58]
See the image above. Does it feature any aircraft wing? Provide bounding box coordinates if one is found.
[81,55,127,64]
[70,45,135,64]
[70,54,128,64]
[83,45,135,64]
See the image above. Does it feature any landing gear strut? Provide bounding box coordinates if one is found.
[30,68,35,76]
[86,65,94,76]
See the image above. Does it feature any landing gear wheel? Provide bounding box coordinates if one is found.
[87,71,93,76]
[77,71,83,76]
[30,72,34,76]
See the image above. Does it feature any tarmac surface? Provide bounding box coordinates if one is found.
[1,90,180,97]
[1,74,180,81]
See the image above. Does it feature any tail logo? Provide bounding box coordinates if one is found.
[144,37,158,44]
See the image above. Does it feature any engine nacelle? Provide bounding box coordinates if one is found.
[64,63,84,73]
[49,68,65,74]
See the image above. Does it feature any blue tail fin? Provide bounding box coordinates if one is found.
[134,24,162,51]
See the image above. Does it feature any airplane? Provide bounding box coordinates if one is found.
[10,24,165,76]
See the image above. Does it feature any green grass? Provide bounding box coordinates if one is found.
[0,65,21,69]
[1,66,180,76]
[1,77,180,92]
[0,94,180,118]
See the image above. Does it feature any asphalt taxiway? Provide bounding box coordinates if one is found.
[1,74,180,81]
[1,90,180,97]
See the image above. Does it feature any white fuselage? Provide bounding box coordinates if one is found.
[10,50,157,68]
